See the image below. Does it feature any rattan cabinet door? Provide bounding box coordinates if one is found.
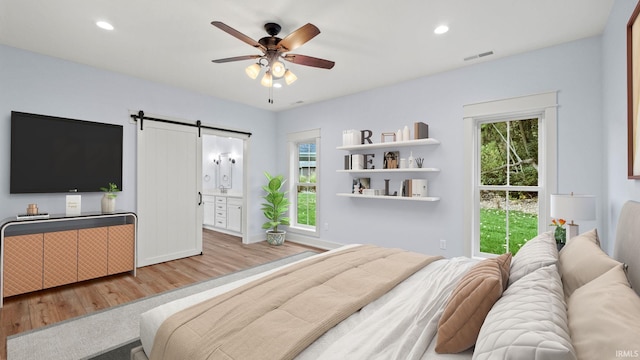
[108,224,134,275]
[3,234,44,297]
[43,230,78,288]
[78,227,108,281]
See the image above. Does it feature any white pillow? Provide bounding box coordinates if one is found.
[473,265,576,360]
[508,231,558,286]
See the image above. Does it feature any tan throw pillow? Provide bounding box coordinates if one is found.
[435,253,511,354]
[558,229,620,298]
[568,264,640,360]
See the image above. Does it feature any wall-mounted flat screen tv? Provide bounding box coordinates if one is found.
[10,111,123,194]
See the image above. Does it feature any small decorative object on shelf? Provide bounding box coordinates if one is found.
[396,128,403,141]
[411,179,428,197]
[550,218,567,250]
[381,132,396,143]
[403,125,410,141]
[408,151,415,168]
[352,178,371,194]
[66,195,82,216]
[342,129,360,146]
[384,151,399,169]
[26,203,38,215]
[415,157,424,168]
[100,182,120,214]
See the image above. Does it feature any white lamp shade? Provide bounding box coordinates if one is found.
[284,69,297,85]
[550,194,596,221]
[260,71,273,87]
[245,63,261,79]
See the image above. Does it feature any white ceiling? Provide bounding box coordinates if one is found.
[0,0,614,111]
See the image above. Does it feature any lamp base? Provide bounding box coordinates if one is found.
[566,223,579,241]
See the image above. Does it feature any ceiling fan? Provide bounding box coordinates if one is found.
[211,21,335,90]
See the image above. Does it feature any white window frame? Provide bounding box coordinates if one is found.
[463,92,557,258]
[287,129,320,236]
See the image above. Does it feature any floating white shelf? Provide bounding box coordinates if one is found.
[336,138,439,151]
[336,193,440,202]
[336,168,440,174]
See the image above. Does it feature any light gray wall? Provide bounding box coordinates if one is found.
[603,0,640,254]
[277,36,604,257]
[0,44,276,239]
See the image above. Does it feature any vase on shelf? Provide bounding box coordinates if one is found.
[101,194,116,213]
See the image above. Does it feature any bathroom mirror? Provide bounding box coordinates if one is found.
[219,152,232,189]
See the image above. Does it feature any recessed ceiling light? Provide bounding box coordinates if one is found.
[434,25,449,35]
[96,21,114,31]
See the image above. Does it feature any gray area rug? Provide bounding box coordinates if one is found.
[7,251,316,360]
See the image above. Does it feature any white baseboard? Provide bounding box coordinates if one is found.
[247,232,343,250]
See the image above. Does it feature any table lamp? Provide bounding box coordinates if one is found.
[550,193,596,240]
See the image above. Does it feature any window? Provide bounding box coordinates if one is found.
[288,129,320,235]
[464,92,557,258]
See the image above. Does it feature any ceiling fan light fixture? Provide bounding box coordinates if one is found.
[260,71,273,87]
[96,21,114,31]
[271,60,286,78]
[434,25,449,35]
[284,69,297,85]
[245,63,261,79]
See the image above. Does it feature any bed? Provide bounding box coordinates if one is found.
[132,201,640,360]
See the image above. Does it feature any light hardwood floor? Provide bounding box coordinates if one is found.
[0,229,323,359]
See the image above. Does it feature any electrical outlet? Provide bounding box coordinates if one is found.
[440,239,447,250]
[324,222,329,231]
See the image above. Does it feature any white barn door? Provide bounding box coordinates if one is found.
[137,120,202,267]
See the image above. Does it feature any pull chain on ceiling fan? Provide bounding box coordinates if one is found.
[211,21,335,103]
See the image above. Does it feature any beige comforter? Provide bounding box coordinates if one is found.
[150,245,442,360]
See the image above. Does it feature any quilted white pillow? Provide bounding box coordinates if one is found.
[508,231,558,286]
[473,265,576,360]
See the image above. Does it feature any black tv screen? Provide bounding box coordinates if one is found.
[10,111,123,194]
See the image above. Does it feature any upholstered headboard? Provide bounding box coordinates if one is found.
[614,200,640,296]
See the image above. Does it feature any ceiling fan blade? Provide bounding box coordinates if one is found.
[277,23,320,52]
[212,55,262,63]
[283,54,335,69]
[211,21,266,52]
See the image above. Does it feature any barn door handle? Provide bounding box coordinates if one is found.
[198,192,203,206]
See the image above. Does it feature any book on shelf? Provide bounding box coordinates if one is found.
[401,179,428,197]
[351,154,364,170]
[414,122,429,139]
[344,155,352,170]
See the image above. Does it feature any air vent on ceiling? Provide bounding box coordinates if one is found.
[464,51,494,61]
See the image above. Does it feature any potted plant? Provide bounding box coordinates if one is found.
[261,172,290,245]
[100,182,120,213]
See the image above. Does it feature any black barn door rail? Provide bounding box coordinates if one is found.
[131,110,252,137]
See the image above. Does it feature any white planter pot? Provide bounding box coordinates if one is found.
[266,230,286,246]
[101,194,116,213]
